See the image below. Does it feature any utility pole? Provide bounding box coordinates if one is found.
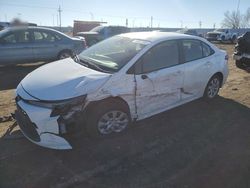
[150,16,153,28]
[236,0,240,29]
[89,12,94,21]
[199,21,202,28]
[58,5,62,30]
[126,18,128,27]
[52,14,54,26]
[236,0,240,14]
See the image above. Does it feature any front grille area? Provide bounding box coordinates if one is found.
[15,104,41,142]
[207,33,219,38]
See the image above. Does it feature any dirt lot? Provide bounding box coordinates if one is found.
[0,44,250,188]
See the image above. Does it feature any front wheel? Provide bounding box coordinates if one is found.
[203,75,221,99]
[86,100,131,137]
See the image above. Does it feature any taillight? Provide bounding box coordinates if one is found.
[225,54,229,61]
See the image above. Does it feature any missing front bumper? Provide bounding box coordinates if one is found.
[15,100,72,150]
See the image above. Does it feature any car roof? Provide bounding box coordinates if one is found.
[3,26,71,38]
[5,26,59,32]
[119,31,200,42]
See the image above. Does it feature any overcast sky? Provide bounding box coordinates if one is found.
[0,0,249,28]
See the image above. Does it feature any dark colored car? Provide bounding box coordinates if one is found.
[176,29,199,36]
[76,26,130,46]
[233,31,250,70]
[0,26,86,65]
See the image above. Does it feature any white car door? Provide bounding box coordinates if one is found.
[132,40,185,119]
[181,39,215,100]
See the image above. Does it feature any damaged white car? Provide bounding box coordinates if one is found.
[15,32,229,149]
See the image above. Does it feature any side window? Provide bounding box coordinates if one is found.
[54,34,61,40]
[34,31,44,41]
[140,40,179,73]
[34,31,57,42]
[15,31,30,43]
[202,42,214,57]
[3,31,30,44]
[182,40,203,62]
[2,33,17,43]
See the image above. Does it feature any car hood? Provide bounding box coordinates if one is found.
[77,31,98,36]
[20,58,111,101]
[207,32,222,35]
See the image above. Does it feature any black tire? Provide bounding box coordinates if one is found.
[58,50,72,60]
[86,99,131,138]
[231,35,237,44]
[236,60,244,69]
[221,36,225,43]
[203,75,221,100]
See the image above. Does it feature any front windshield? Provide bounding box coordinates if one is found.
[78,35,150,73]
[90,26,104,33]
[177,29,186,34]
[0,29,9,37]
[215,29,225,32]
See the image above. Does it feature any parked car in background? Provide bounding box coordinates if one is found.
[233,31,250,70]
[15,32,228,149]
[176,29,199,36]
[206,29,238,43]
[76,25,130,46]
[0,26,86,65]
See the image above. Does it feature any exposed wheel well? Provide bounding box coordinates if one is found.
[85,97,131,117]
[57,49,73,59]
[212,72,223,87]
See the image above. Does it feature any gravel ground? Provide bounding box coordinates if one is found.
[0,44,249,188]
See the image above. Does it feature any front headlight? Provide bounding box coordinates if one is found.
[27,95,87,117]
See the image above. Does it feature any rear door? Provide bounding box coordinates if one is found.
[181,39,215,99]
[133,40,185,119]
[0,29,34,64]
[31,29,60,60]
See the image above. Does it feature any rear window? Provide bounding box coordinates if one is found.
[182,40,203,62]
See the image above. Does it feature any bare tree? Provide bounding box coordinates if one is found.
[242,8,250,28]
[221,10,241,28]
[221,8,250,28]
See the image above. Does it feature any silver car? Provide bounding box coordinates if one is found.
[0,26,86,65]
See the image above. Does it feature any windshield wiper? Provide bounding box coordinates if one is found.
[79,58,112,73]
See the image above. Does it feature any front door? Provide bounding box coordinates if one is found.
[0,29,33,64]
[31,30,59,60]
[133,40,184,119]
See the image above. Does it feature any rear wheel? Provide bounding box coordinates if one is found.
[203,75,221,99]
[231,35,237,44]
[58,50,72,60]
[221,36,225,43]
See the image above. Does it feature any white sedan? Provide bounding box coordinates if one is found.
[15,32,229,149]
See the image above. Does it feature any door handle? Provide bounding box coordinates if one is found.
[141,74,148,80]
